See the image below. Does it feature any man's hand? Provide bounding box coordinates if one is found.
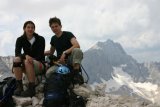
[59,53,66,64]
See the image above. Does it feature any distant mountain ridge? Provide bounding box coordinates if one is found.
[0,39,160,103]
[82,39,149,83]
[0,39,160,84]
[0,56,14,70]
[0,56,13,80]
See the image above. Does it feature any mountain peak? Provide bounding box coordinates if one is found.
[90,39,126,55]
[96,39,114,46]
[83,39,145,83]
[105,39,114,44]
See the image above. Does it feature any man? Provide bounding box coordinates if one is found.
[45,17,83,80]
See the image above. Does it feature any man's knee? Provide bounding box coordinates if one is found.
[72,48,83,54]
[72,48,83,57]
[13,57,23,67]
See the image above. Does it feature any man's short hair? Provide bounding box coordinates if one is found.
[49,17,61,26]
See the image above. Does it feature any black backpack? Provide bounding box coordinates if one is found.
[0,77,16,107]
[43,72,72,107]
[68,90,87,107]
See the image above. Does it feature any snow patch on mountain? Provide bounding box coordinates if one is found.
[90,44,102,50]
[112,66,159,104]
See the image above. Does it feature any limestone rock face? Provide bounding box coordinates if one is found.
[12,83,159,107]
[13,82,44,107]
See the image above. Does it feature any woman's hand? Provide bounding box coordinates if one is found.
[25,55,33,63]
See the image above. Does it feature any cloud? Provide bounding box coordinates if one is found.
[117,30,160,49]
[0,0,160,62]
[0,12,19,26]
[0,31,15,56]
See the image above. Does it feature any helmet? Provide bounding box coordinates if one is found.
[56,65,70,74]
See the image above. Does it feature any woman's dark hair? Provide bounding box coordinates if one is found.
[23,21,35,30]
[49,17,61,27]
[23,21,36,35]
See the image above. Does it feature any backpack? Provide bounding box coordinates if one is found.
[69,90,87,107]
[0,77,16,107]
[43,65,72,107]
[68,66,88,107]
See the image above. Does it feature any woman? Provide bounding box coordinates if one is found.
[13,21,45,97]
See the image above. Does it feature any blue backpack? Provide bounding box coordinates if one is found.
[0,77,16,107]
[43,65,72,107]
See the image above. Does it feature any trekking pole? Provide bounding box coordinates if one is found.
[80,64,89,83]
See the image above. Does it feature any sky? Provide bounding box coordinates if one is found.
[0,0,160,62]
